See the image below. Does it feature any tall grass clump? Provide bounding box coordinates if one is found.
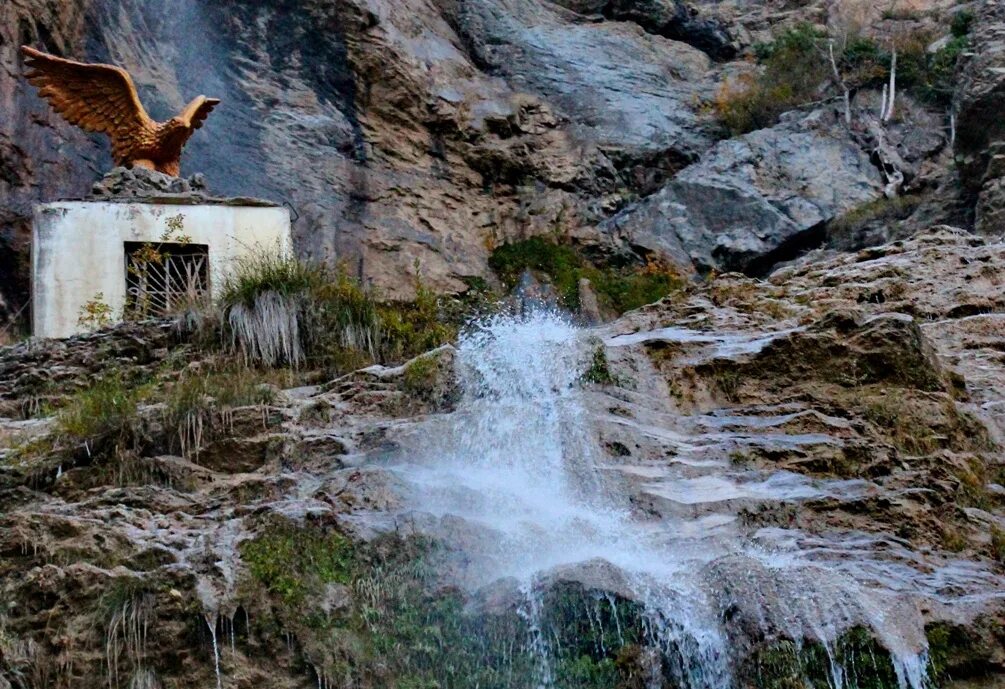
[219,252,380,370]
[98,579,155,689]
[55,373,149,456]
[160,362,277,458]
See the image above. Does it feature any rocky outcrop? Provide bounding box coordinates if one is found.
[600,229,1005,638]
[0,319,181,417]
[443,0,718,183]
[86,166,280,206]
[1,226,1004,688]
[955,0,1005,233]
[601,110,885,273]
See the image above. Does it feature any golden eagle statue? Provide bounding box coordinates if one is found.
[21,46,220,177]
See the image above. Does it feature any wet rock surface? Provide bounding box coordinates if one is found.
[599,228,1005,559]
[1,227,1003,688]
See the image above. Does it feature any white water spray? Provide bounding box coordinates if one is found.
[388,309,1001,689]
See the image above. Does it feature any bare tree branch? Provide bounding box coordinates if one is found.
[882,48,897,122]
[829,40,852,126]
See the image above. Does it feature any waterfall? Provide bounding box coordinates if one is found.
[386,308,999,689]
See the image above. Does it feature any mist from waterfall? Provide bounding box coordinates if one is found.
[386,308,1001,689]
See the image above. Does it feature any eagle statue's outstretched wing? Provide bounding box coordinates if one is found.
[180,95,220,130]
[21,46,155,163]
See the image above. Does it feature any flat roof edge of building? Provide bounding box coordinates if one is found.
[45,195,283,208]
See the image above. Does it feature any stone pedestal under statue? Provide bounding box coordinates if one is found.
[32,168,293,339]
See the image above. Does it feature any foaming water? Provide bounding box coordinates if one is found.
[387,309,1002,689]
[392,311,632,579]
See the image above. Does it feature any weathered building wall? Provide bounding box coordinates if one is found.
[32,201,292,338]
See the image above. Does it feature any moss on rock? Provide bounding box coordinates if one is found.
[489,237,687,315]
[749,627,899,689]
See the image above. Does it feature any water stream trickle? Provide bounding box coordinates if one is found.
[385,309,1002,689]
[205,613,223,689]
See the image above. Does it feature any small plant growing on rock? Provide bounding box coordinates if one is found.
[160,362,277,458]
[710,366,743,403]
[0,620,44,689]
[991,526,1005,565]
[378,282,457,364]
[98,578,155,688]
[240,520,353,607]
[584,346,617,386]
[402,354,441,399]
[78,292,115,331]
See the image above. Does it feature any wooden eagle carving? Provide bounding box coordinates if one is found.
[21,46,220,177]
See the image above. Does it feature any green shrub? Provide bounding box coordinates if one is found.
[913,35,968,107]
[716,16,970,135]
[583,346,616,385]
[378,285,457,364]
[489,236,585,306]
[718,25,833,135]
[489,237,686,314]
[951,10,974,38]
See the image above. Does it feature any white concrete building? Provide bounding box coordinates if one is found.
[32,201,292,339]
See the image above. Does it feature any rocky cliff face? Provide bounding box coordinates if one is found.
[1,0,988,325]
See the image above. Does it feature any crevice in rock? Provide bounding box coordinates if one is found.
[736,221,828,278]
[0,234,29,327]
[606,146,695,199]
[599,0,737,61]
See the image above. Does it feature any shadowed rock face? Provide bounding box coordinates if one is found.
[956,0,1005,234]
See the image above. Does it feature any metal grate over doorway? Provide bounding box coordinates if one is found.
[124,242,209,318]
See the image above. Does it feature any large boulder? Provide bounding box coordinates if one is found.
[601,0,738,60]
[600,110,885,274]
